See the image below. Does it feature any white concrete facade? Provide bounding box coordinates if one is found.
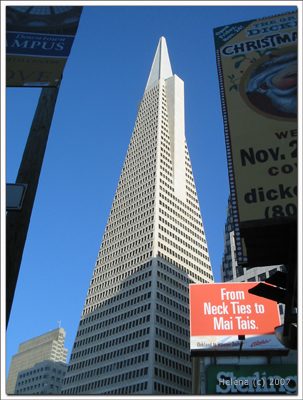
[61,37,214,395]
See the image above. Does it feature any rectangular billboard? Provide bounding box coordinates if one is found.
[207,364,297,394]
[214,11,297,265]
[6,6,82,87]
[189,283,285,352]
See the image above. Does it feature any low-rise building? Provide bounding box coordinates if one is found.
[6,327,68,394]
[14,359,67,395]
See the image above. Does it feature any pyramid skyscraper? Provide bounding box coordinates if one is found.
[61,37,214,395]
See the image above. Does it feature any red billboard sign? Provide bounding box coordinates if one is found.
[190,283,285,352]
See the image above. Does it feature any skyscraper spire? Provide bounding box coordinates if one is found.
[145,36,173,91]
[62,37,214,396]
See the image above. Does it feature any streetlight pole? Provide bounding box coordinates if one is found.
[6,86,60,328]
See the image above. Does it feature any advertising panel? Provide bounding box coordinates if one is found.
[207,364,297,394]
[214,11,297,264]
[6,6,82,87]
[190,283,285,352]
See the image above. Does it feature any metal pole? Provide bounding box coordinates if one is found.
[6,86,60,328]
[192,356,201,394]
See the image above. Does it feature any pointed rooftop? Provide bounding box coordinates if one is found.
[145,37,173,91]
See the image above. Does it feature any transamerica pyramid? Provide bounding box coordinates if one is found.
[61,37,214,395]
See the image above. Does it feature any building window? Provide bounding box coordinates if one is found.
[258,273,266,281]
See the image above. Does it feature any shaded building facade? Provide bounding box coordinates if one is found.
[14,359,67,395]
[221,196,288,322]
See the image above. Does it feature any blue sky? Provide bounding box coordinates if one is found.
[2,2,300,390]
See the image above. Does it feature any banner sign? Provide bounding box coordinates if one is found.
[207,364,297,394]
[214,11,297,264]
[189,283,284,352]
[6,6,83,87]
